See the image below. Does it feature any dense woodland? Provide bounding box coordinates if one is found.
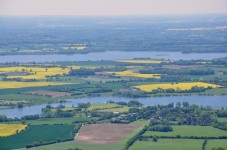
[0,15,227,55]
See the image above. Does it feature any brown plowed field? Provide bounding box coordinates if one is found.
[76,124,139,144]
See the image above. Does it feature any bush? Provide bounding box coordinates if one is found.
[148,125,173,132]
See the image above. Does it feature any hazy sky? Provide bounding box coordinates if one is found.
[0,0,227,16]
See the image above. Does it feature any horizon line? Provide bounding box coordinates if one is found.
[0,13,227,17]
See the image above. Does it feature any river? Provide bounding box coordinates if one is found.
[0,95,226,118]
[1,51,227,63]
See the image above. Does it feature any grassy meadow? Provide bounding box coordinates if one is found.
[143,125,227,137]
[129,139,204,150]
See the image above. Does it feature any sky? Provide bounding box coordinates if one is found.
[0,0,227,16]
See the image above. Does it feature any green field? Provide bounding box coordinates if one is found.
[143,125,227,137]
[0,125,75,149]
[206,139,227,150]
[205,87,227,95]
[131,120,150,126]
[88,103,120,110]
[88,103,129,112]
[19,141,122,150]
[217,118,227,123]
[99,106,129,113]
[23,118,76,125]
[129,139,203,150]
[9,116,97,125]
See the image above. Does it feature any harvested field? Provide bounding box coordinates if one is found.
[76,124,139,144]
[23,90,71,97]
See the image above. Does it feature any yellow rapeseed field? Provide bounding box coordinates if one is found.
[134,82,220,92]
[114,59,170,64]
[0,81,72,89]
[0,124,27,137]
[0,66,80,80]
[107,70,161,78]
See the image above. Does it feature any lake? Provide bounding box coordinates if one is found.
[1,51,227,63]
[0,95,226,118]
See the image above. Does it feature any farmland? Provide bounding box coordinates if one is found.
[18,118,76,125]
[0,58,226,150]
[143,125,227,137]
[206,140,227,150]
[0,81,72,89]
[0,124,27,136]
[76,124,139,144]
[88,103,130,113]
[0,66,76,80]
[134,82,220,92]
[23,90,71,97]
[23,141,122,150]
[0,15,227,150]
[0,100,227,149]
[114,59,170,64]
[25,123,144,150]
[107,70,161,78]
[88,103,121,110]
[129,139,203,150]
[0,125,75,150]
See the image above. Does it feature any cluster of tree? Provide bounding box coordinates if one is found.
[216,110,227,118]
[140,68,214,76]
[171,60,200,65]
[89,111,115,120]
[142,135,227,140]
[26,138,74,149]
[128,101,143,107]
[160,75,191,82]
[69,68,95,76]
[123,126,148,150]
[0,103,16,107]
[0,102,24,108]
[125,102,216,126]
[42,105,77,118]
[73,124,82,133]
[150,86,210,94]
[212,58,227,65]
[21,115,39,120]
[213,122,227,131]
[77,103,91,110]
[86,88,112,94]
[107,100,143,107]
[100,66,126,72]
[17,102,24,108]
[113,89,147,98]
[0,115,20,122]
[202,138,207,150]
